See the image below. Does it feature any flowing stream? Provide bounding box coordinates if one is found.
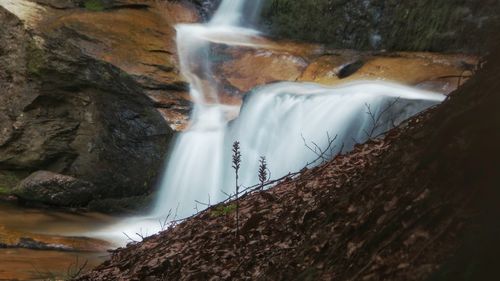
[93,0,445,243]
[0,202,114,280]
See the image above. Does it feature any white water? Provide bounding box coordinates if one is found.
[92,0,445,244]
[152,0,266,220]
[210,0,264,27]
[153,81,444,219]
[225,82,443,188]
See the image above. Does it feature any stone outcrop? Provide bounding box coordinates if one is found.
[0,0,198,206]
[14,170,96,206]
[214,42,478,105]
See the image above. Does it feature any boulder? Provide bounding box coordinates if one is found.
[14,170,96,206]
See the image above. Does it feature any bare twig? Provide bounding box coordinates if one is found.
[302,132,338,164]
[159,208,173,231]
[67,256,89,278]
[364,97,401,139]
[221,189,233,199]
[194,200,211,207]
[123,232,139,243]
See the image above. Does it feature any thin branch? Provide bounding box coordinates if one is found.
[364,97,401,138]
[194,200,211,207]
[301,133,338,164]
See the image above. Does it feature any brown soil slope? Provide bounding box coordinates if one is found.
[77,47,500,281]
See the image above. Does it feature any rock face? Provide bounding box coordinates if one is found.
[0,0,198,207]
[14,171,96,206]
[260,0,500,52]
[219,48,309,93]
[298,52,478,93]
[215,42,478,105]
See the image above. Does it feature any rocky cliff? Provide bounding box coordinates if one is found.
[0,0,198,209]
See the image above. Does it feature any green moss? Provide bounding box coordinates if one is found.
[260,0,499,52]
[84,0,105,12]
[211,203,236,217]
[0,186,10,195]
[26,40,46,76]
[119,70,129,78]
[0,171,26,195]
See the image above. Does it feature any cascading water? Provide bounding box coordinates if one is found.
[210,0,264,26]
[92,0,445,243]
[224,82,443,188]
[152,0,445,219]
[152,0,266,219]
[154,80,444,219]
[88,0,266,244]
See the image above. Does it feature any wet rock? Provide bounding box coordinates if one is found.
[37,0,199,129]
[0,1,199,204]
[16,237,73,251]
[219,48,308,93]
[14,171,96,206]
[298,52,478,91]
[217,43,477,102]
[336,60,365,79]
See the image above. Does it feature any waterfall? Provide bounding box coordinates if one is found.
[91,0,445,243]
[225,82,443,188]
[210,0,264,27]
[152,0,445,219]
[152,0,265,219]
[153,80,444,218]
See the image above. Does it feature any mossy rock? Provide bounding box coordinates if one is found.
[13,171,97,207]
[0,171,28,195]
[26,39,46,76]
[259,0,500,52]
[84,0,105,11]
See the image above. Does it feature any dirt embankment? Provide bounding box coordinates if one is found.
[76,41,500,281]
